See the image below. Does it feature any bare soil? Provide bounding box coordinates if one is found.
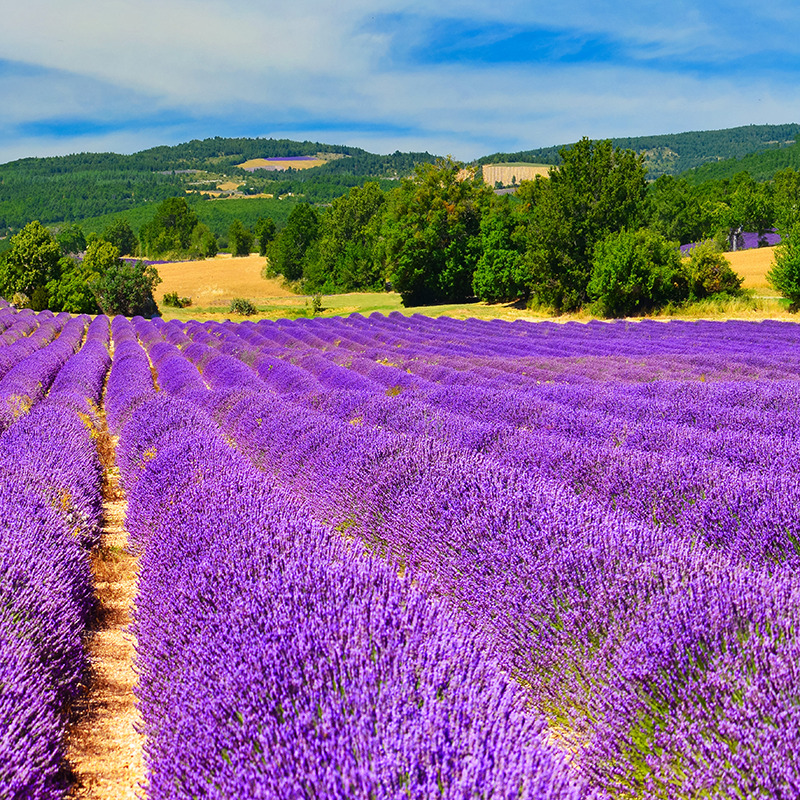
[65,436,145,800]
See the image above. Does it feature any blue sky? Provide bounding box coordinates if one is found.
[1,0,800,163]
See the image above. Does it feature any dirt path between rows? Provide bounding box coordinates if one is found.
[65,432,145,799]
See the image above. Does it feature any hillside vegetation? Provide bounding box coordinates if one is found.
[0,137,437,234]
[480,123,800,179]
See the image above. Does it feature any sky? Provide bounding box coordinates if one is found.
[2,0,800,164]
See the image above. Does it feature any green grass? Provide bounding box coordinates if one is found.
[155,288,800,324]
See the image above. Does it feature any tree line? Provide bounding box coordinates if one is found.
[0,220,160,317]
[5,137,800,318]
[479,124,800,179]
[258,138,800,315]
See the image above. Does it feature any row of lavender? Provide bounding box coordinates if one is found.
[108,315,584,798]
[124,312,800,798]
[3,307,797,797]
[0,305,110,799]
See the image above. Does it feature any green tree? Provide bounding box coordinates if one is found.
[228,219,254,257]
[139,196,199,258]
[102,218,138,256]
[686,241,743,298]
[725,173,773,246]
[525,138,648,311]
[767,225,800,311]
[46,257,100,314]
[381,158,491,306]
[772,168,800,232]
[0,220,62,299]
[647,176,708,245]
[85,239,162,317]
[254,217,277,257]
[56,224,87,256]
[588,228,687,317]
[189,223,218,258]
[303,182,386,292]
[472,195,528,302]
[268,203,320,282]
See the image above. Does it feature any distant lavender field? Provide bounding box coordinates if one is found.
[2,306,800,798]
[681,229,782,254]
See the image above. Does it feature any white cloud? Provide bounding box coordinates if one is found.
[1,0,800,163]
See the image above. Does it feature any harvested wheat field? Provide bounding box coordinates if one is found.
[726,245,778,292]
[237,157,326,171]
[156,253,294,308]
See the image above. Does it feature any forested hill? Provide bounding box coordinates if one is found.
[478,123,800,179]
[680,136,800,183]
[0,137,438,233]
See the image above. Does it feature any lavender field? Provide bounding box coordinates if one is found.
[3,303,800,799]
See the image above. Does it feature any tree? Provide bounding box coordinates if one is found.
[381,158,492,306]
[254,217,277,257]
[46,257,100,314]
[525,138,648,311]
[647,176,708,245]
[0,221,62,299]
[139,197,199,258]
[472,195,528,302]
[102,218,138,256]
[772,168,800,232]
[228,220,254,257]
[303,182,386,292]
[588,228,687,317]
[84,240,162,317]
[686,241,743,298]
[268,203,320,282]
[724,173,773,248]
[56,224,87,256]
[189,223,218,258]
[768,225,800,311]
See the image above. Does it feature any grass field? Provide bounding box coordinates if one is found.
[154,247,796,323]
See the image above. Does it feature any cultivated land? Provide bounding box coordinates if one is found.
[237,157,327,171]
[481,163,550,185]
[155,246,795,323]
[726,245,779,292]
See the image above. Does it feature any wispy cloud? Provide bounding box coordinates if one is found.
[1,1,800,163]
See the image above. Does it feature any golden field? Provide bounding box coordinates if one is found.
[237,158,327,171]
[725,246,778,292]
[153,246,795,324]
[482,163,550,185]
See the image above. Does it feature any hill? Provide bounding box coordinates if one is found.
[680,137,800,183]
[0,137,439,234]
[478,123,800,179]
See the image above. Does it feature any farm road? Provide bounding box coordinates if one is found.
[65,426,144,799]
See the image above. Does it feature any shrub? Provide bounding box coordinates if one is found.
[229,297,257,316]
[309,294,323,315]
[768,225,800,312]
[86,242,162,318]
[588,229,686,318]
[163,291,192,308]
[686,240,743,299]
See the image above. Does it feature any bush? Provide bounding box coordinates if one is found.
[229,297,257,316]
[686,240,743,299]
[86,242,162,318]
[768,225,800,312]
[588,229,686,318]
[162,291,192,308]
